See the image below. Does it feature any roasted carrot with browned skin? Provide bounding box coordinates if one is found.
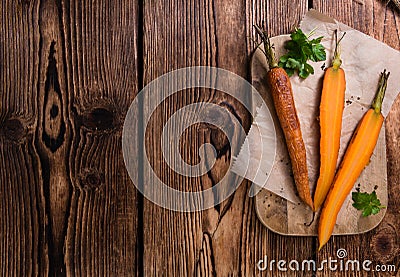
[313,31,346,211]
[255,26,313,209]
[318,70,389,250]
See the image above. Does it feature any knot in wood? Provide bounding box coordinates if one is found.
[1,118,26,143]
[82,107,117,132]
[50,104,59,118]
[80,169,104,191]
[370,225,399,263]
[200,101,238,155]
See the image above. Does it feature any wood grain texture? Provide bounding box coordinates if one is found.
[142,0,249,275]
[35,0,72,274]
[61,0,139,276]
[0,0,48,275]
[2,0,139,276]
[142,0,251,275]
[312,1,400,276]
[246,0,309,52]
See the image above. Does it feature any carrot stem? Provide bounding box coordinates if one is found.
[332,30,346,70]
[253,25,278,68]
[372,70,389,114]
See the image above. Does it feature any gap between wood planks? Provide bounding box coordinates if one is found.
[136,0,145,276]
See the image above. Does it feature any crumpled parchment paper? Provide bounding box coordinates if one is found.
[232,10,400,204]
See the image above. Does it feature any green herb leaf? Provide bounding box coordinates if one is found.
[286,58,301,69]
[280,54,289,63]
[285,67,295,77]
[304,63,314,74]
[310,36,323,44]
[302,45,313,57]
[352,191,386,217]
[279,28,326,79]
[298,63,314,79]
[312,43,326,62]
[371,206,381,215]
[290,28,307,42]
[362,206,373,217]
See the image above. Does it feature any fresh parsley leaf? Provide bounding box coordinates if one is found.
[310,36,323,44]
[362,206,373,217]
[279,28,326,79]
[279,54,289,63]
[304,63,314,74]
[302,45,313,57]
[371,206,381,215]
[298,63,314,79]
[285,68,295,77]
[286,58,302,69]
[352,191,386,217]
[312,43,326,61]
[290,28,307,42]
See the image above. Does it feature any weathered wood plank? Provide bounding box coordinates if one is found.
[60,0,139,276]
[142,0,250,275]
[246,0,309,40]
[35,0,73,274]
[0,0,48,276]
[312,0,400,275]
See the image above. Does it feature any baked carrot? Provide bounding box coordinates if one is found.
[313,31,346,211]
[318,70,389,250]
[254,26,313,209]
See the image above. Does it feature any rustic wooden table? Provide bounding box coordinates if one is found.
[1,0,399,276]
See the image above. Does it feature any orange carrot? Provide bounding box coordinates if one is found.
[313,31,346,211]
[318,70,389,250]
[254,26,313,209]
